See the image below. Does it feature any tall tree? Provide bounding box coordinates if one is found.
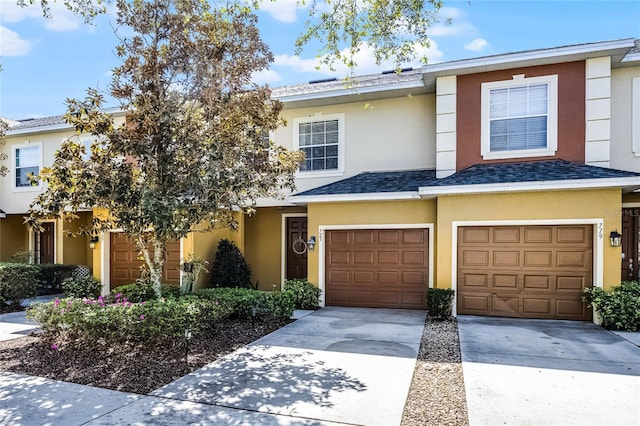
[27,0,303,295]
[16,0,447,70]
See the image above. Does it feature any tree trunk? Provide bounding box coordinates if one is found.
[139,237,166,298]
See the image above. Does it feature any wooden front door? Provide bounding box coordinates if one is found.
[622,208,639,281]
[286,216,308,280]
[36,222,55,264]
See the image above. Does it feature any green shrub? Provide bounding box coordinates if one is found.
[10,250,32,264]
[27,295,233,343]
[111,283,181,302]
[196,287,295,320]
[427,288,455,320]
[210,239,252,288]
[283,279,321,310]
[36,264,77,294]
[0,263,39,307]
[62,276,101,298]
[583,281,640,331]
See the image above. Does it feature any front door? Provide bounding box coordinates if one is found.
[622,208,639,281]
[286,216,308,280]
[36,222,55,264]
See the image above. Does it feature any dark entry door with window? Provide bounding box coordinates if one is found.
[36,222,55,264]
[622,208,639,281]
[286,216,308,280]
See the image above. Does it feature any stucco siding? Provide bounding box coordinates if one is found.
[0,215,28,261]
[611,66,640,173]
[274,94,436,196]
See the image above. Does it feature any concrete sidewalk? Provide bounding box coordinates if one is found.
[0,294,62,341]
[1,307,426,425]
[458,316,640,426]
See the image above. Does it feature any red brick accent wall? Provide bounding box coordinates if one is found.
[456,61,585,171]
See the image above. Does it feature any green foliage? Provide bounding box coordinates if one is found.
[196,287,295,320]
[427,288,455,320]
[110,283,180,302]
[27,0,303,296]
[62,276,101,298]
[27,295,233,343]
[180,255,209,294]
[10,250,33,264]
[283,279,321,310]
[0,263,39,307]
[36,264,77,293]
[210,240,252,288]
[583,282,640,331]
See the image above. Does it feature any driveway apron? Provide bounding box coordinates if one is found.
[151,307,427,425]
[458,316,640,426]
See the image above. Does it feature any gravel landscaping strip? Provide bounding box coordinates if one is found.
[402,319,469,426]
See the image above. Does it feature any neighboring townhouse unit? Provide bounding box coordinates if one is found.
[2,38,639,323]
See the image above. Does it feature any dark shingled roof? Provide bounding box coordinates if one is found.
[429,160,640,187]
[9,115,67,131]
[294,160,640,198]
[294,169,437,196]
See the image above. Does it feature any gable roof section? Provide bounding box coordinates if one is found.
[419,160,640,196]
[290,161,640,203]
[9,115,67,131]
[290,169,437,203]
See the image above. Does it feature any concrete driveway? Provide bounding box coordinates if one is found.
[458,316,640,426]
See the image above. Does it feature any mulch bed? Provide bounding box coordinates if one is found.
[0,318,288,395]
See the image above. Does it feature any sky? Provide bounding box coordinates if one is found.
[0,0,639,119]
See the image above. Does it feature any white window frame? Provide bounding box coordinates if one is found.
[79,137,95,161]
[12,141,43,192]
[293,113,345,178]
[481,74,558,160]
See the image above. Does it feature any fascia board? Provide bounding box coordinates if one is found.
[273,80,425,104]
[421,38,635,76]
[289,191,421,204]
[418,177,640,196]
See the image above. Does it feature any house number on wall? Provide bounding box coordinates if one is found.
[598,223,603,239]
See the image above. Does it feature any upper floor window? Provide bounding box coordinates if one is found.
[481,74,558,160]
[13,143,42,189]
[293,113,345,177]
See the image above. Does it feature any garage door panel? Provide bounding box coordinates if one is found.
[493,251,519,267]
[461,227,490,243]
[463,273,489,287]
[525,227,553,243]
[463,251,490,266]
[493,227,520,243]
[326,229,428,309]
[458,225,592,320]
[378,251,398,264]
[494,274,518,288]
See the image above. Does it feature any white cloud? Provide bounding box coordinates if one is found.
[0,0,82,31]
[465,38,488,52]
[259,0,302,23]
[252,68,283,85]
[0,25,33,56]
[275,40,443,76]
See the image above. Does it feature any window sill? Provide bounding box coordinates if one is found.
[12,186,42,193]
[295,170,345,179]
[481,148,557,161]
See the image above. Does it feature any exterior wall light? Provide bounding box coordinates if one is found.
[0,209,6,219]
[610,230,622,247]
[308,236,316,251]
[89,235,99,249]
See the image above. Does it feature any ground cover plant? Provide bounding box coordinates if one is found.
[583,281,640,331]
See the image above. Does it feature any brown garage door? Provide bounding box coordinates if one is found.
[457,225,592,320]
[110,233,181,289]
[325,228,429,309]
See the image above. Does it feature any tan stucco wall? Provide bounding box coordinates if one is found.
[0,214,28,261]
[436,189,622,291]
[62,212,92,268]
[274,95,436,195]
[306,200,437,287]
[244,206,307,290]
[611,66,640,173]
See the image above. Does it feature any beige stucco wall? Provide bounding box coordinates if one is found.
[271,94,436,197]
[611,66,640,173]
[0,214,28,261]
[436,189,622,292]
[62,211,92,268]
